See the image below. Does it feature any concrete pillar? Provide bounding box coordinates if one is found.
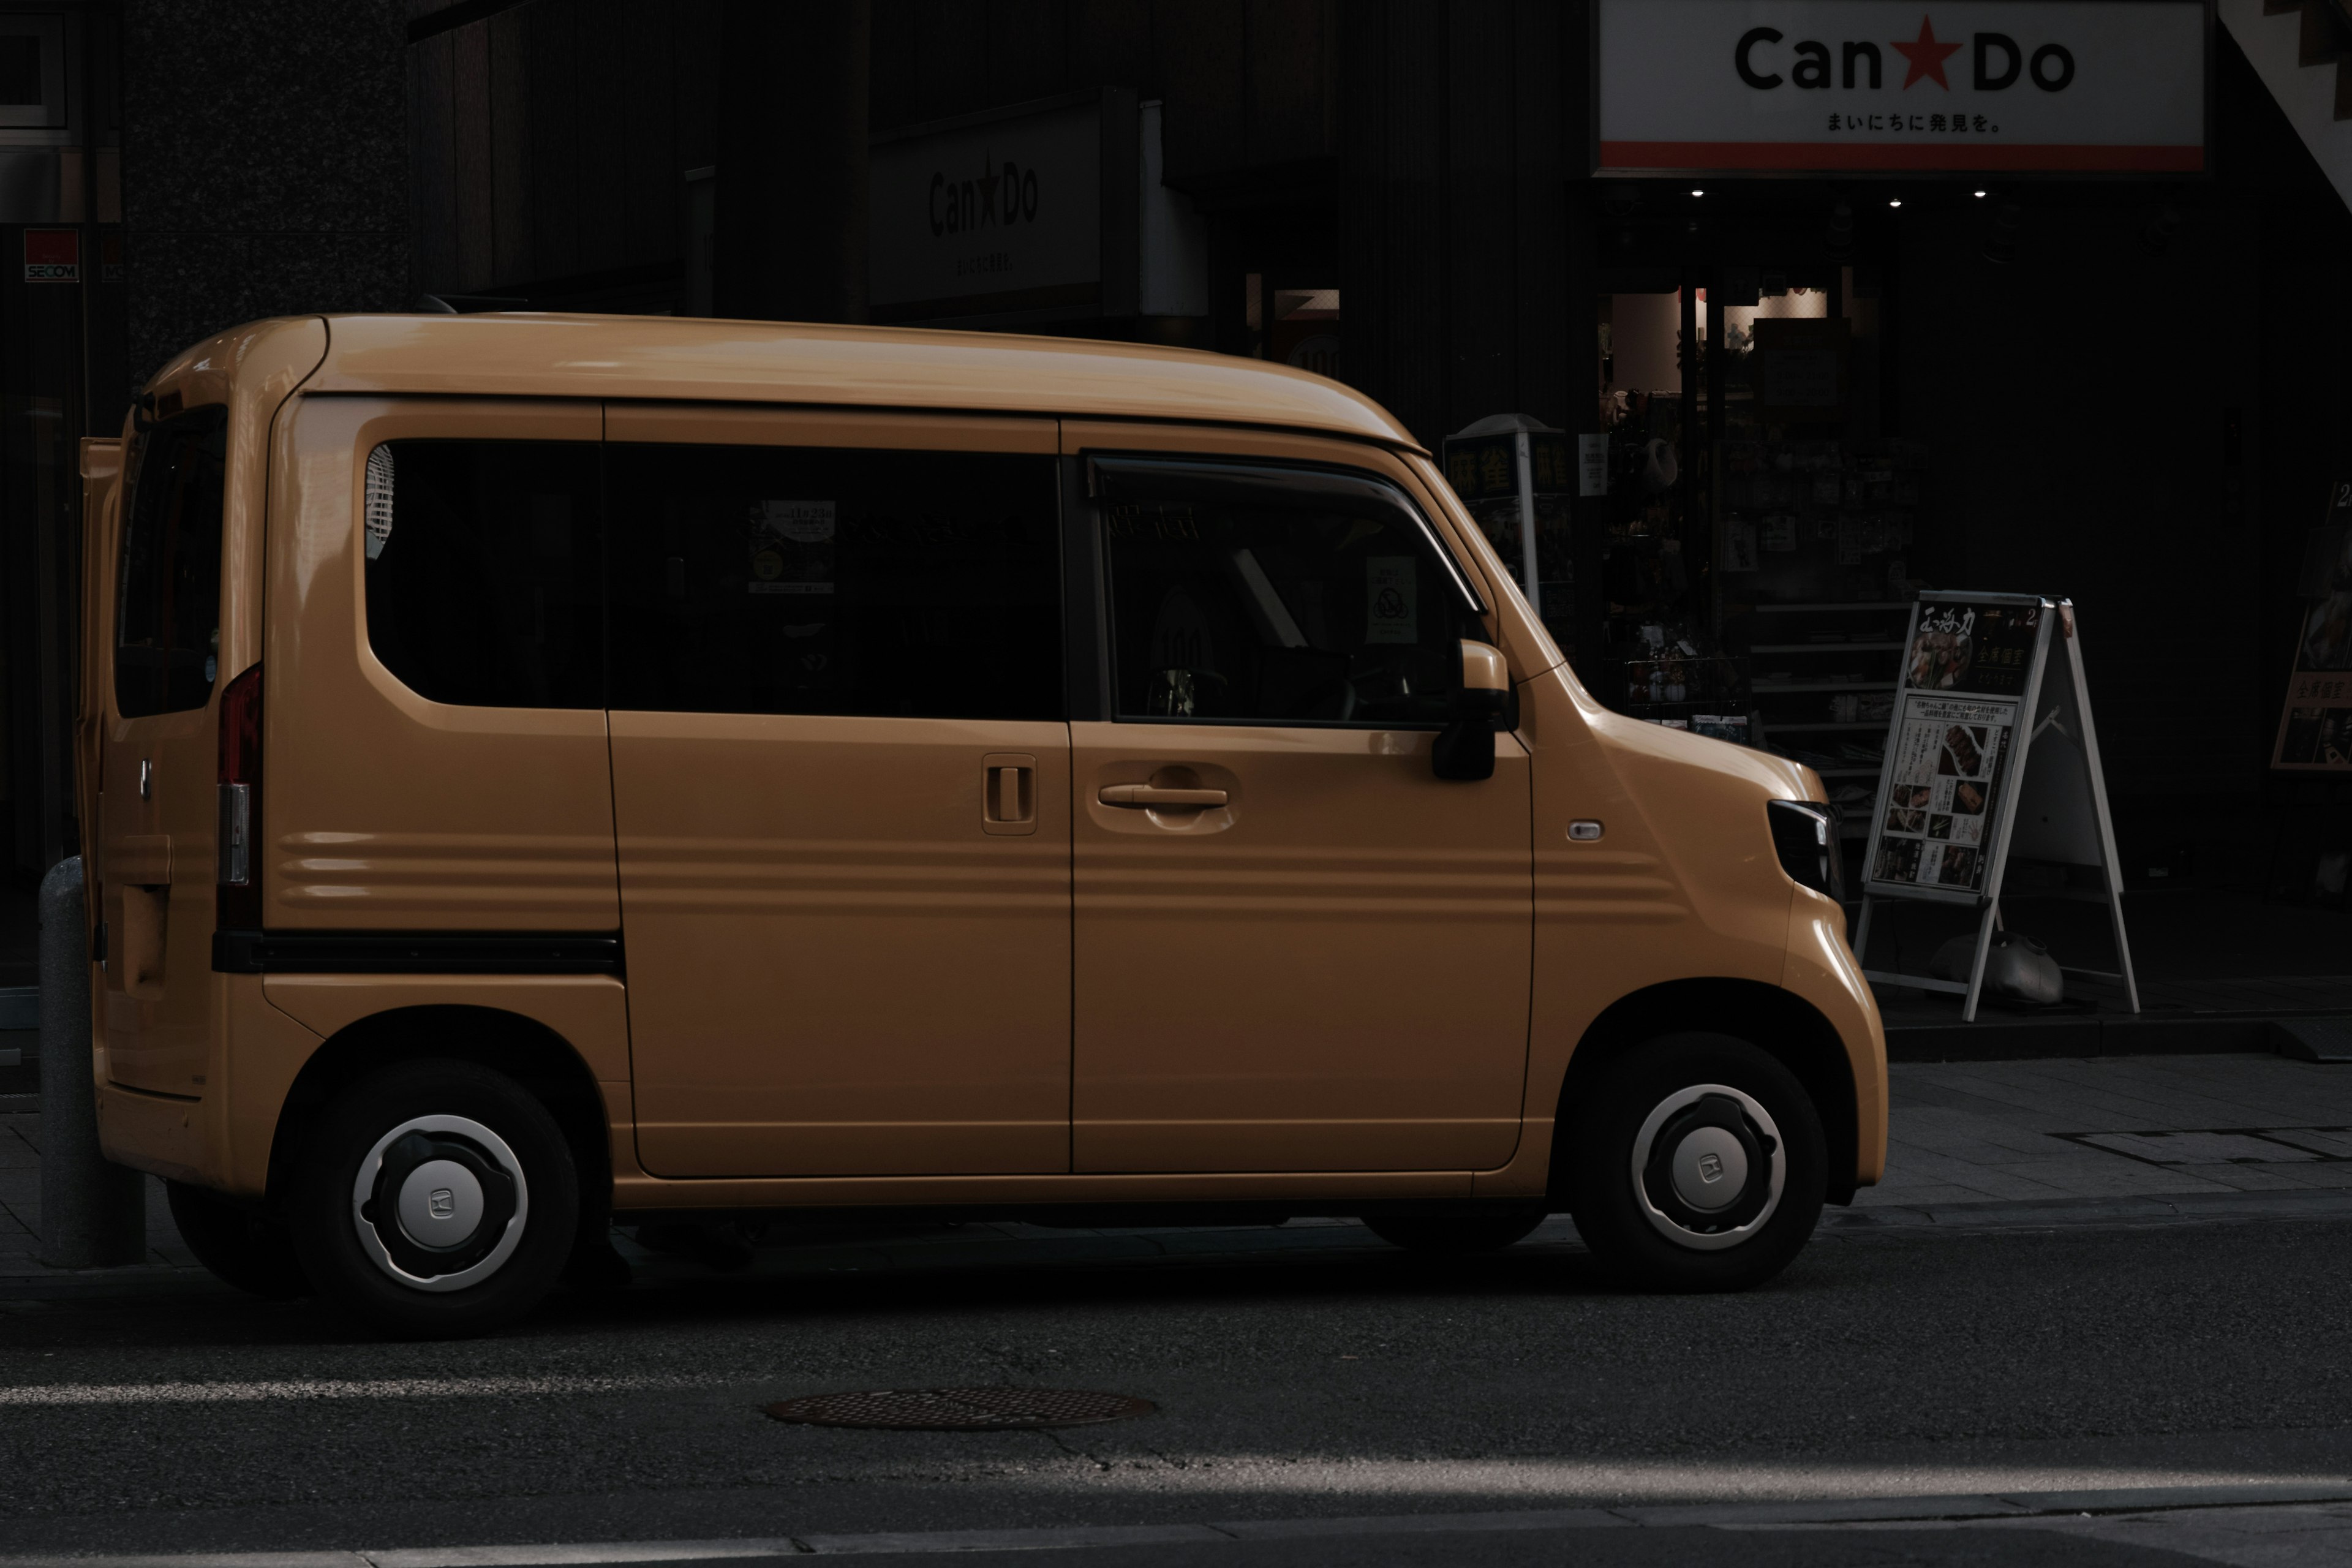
[38,856,144,1268]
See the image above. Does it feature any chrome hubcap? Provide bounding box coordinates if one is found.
[351,1115,529,1292]
[1629,1084,1784,1252]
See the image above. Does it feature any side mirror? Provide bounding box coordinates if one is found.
[1433,639,1509,781]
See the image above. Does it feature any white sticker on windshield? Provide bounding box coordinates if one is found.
[1365,556,1418,645]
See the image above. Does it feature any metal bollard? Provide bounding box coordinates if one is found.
[39,856,145,1268]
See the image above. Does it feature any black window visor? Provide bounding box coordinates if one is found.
[1085,455,1488,621]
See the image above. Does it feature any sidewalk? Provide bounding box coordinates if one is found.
[1869,884,2352,1060]
[0,1105,195,1287]
[1856,1052,2352,1209]
[4,1052,2350,1296]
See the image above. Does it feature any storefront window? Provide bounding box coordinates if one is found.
[1717,270,1917,837]
[1592,285,1744,740]
[1582,257,1923,858]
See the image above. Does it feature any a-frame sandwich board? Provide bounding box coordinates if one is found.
[1852,592,2136,1023]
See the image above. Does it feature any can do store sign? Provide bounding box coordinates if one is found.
[1597,0,2206,175]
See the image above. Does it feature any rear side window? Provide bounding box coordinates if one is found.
[1094,458,1483,727]
[605,444,1062,719]
[363,441,604,708]
[116,407,228,717]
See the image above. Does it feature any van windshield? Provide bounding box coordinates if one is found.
[116,405,229,718]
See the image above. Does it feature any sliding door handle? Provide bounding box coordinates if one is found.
[982,753,1038,835]
[1098,784,1227,809]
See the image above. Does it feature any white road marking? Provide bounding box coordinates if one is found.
[0,1374,711,1406]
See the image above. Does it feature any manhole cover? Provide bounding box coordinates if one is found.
[764,1387,1155,1431]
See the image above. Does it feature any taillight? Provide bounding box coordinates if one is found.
[217,663,262,928]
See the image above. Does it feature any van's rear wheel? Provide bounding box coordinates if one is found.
[1363,1210,1547,1255]
[167,1181,309,1299]
[1569,1034,1825,1292]
[288,1060,577,1338]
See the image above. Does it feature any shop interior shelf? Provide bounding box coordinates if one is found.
[1750,601,1912,613]
[1813,766,1883,777]
[1762,720,1889,732]
[1748,641,1907,653]
[1751,679,1898,693]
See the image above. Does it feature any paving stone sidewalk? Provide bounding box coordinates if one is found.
[0,1104,191,1277]
[1856,1052,2352,1209]
[4,1052,2351,1291]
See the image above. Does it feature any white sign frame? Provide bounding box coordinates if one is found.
[1853,592,2138,1022]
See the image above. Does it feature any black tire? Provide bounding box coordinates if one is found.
[1567,1033,1825,1292]
[287,1059,579,1338]
[166,1181,309,1300]
[1363,1210,1547,1255]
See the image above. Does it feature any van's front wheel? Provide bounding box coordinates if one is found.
[1569,1034,1825,1292]
[288,1060,577,1338]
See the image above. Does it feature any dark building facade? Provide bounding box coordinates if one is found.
[0,0,407,900]
[6,0,2351,938]
[389,0,2352,907]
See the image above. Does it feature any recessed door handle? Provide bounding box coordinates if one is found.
[1098,784,1227,809]
[982,753,1038,835]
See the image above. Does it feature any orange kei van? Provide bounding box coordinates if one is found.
[78,314,1884,1336]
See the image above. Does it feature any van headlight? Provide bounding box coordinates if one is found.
[1766,799,1843,903]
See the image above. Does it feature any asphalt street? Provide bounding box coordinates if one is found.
[2,1210,2350,1566]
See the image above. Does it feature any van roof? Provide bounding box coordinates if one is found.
[273,312,1421,452]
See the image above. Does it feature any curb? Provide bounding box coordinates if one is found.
[1883,1014,2352,1063]
[0,1265,224,1301]
[10,1188,2352,1301]
[6,1482,2351,1564]
[1825,1186,2352,1235]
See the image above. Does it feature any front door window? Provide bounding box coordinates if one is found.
[1095,458,1483,728]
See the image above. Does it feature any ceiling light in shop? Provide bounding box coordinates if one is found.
[1888,199,1903,208]
[1691,188,1705,197]
[1973,189,1988,198]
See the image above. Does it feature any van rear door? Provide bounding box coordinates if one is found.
[77,436,122,878]
[97,407,229,1095]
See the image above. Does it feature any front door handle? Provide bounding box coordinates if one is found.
[1098,784,1228,809]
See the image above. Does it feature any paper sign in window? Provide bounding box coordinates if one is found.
[1365,557,1417,645]
[749,499,836,595]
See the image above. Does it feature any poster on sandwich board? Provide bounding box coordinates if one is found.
[1862,596,2041,902]
[2270,477,2352,770]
